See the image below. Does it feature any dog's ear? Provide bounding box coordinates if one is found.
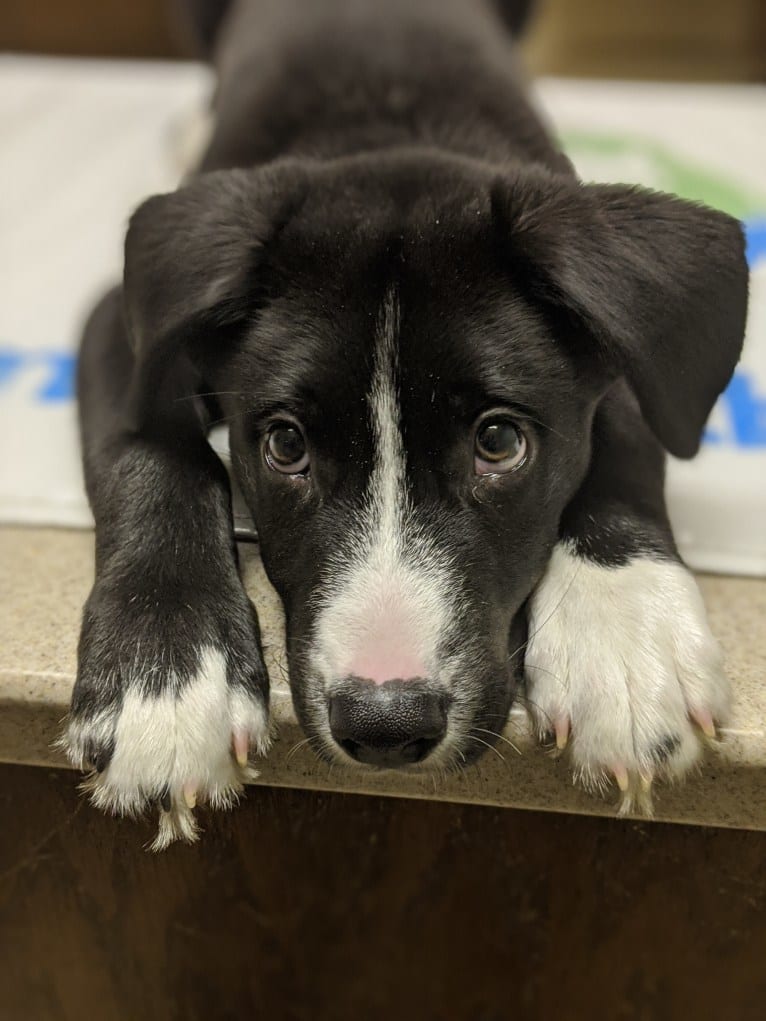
[122,165,306,426]
[491,168,749,457]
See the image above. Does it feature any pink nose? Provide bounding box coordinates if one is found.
[347,648,427,685]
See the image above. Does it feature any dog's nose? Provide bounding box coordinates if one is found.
[328,678,448,768]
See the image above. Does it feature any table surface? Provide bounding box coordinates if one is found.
[2,525,765,831]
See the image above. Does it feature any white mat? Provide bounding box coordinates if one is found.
[1,57,764,575]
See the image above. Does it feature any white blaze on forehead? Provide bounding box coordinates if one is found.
[311,286,455,686]
[368,286,405,560]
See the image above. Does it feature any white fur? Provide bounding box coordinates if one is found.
[310,288,457,710]
[525,542,729,811]
[63,646,270,850]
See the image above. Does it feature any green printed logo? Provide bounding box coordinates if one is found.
[561,130,766,219]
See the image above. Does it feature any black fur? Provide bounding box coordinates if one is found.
[70,0,748,783]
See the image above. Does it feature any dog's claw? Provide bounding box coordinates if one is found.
[691,708,716,739]
[183,783,197,809]
[555,716,570,750]
[233,729,249,768]
[638,770,655,815]
[613,765,629,792]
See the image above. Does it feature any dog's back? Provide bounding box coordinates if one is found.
[182,0,568,175]
[182,0,535,55]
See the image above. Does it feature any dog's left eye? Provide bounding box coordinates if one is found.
[474,414,527,475]
[265,422,310,475]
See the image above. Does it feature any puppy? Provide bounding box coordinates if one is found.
[64,0,749,847]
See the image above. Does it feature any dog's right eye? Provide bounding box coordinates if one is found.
[265,423,310,475]
[473,413,527,476]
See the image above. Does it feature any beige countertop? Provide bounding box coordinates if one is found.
[1,525,765,830]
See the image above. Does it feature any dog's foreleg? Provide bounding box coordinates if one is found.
[62,287,270,848]
[524,381,727,811]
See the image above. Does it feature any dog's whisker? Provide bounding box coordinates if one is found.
[284,736,313,763]
[466,733,507,764]
[268,651,292,683]
[504,696,556,730]
[174,390,247,404]
[521,661,563,682]
[523,413,568,441]
[205,407,261,429]
[503,563,584,690]
[472,726,522,756]
[524,562,584,647]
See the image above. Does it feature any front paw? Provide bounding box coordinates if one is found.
[62,583,271,849]
[524,543,729,811]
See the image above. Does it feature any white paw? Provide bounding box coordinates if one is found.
[525,543,729,812]
[63,646,271,850]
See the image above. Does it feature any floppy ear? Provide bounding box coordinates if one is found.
[122,165,306,426]
[491,168,749,457]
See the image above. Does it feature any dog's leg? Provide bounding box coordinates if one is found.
[524,381,727,811]
[63,288,270,849]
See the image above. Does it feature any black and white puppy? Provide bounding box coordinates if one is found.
[64,0,749,847]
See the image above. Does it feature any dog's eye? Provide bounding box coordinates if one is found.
[265,423,309,475]
[474,415,527,475]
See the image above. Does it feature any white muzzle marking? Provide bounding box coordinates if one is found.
[310,287,456,688]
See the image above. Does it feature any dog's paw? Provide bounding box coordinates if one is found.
[62,582,271,849]
[64,646,269,849]
[524,542,728,812]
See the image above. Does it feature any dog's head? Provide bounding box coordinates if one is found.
[123,152,748,769]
